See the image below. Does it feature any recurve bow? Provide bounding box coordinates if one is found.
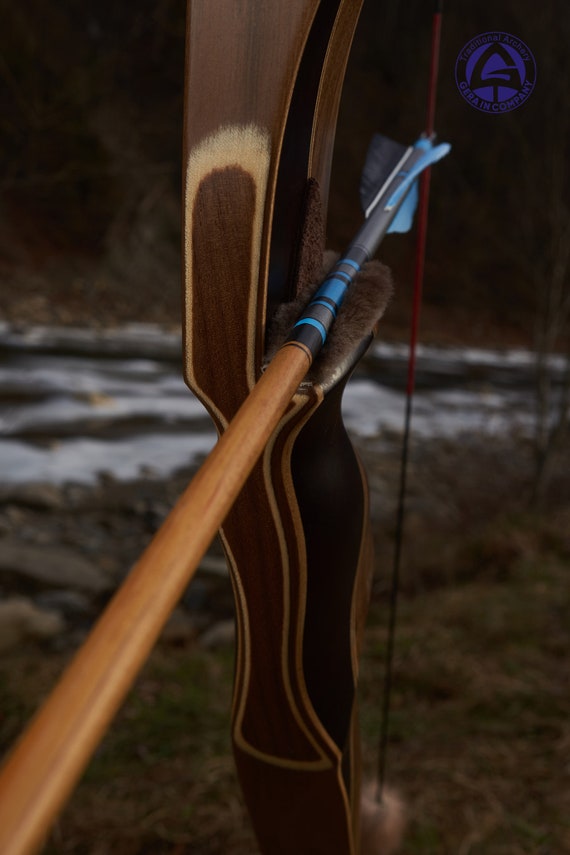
[183,1,373,850]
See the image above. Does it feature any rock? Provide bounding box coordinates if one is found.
[199,619,235,650]
[181,578,210,613]
[35,590,93,618]
[2,506,27,526]
[0,596,65,652]
[160,607,200,645]
[0,540,112,594]
[199,555,228,576]
[0,483,64,510]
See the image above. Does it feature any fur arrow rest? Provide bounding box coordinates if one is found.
[266,251,393,387]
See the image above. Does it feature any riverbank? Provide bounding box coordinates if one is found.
[0,322,568,853]
[0,428,568,853]
[1,322,563,489]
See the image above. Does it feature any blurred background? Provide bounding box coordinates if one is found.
[0,0,566,346]
[0,0,567,484]
[0,1,568,852]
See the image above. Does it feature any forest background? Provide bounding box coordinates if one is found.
[1,0,567,350]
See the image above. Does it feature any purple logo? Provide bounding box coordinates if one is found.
[455,32,536,114]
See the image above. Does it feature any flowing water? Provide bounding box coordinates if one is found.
[0,322,563,487]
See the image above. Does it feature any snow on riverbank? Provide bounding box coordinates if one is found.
[0,323,557,486]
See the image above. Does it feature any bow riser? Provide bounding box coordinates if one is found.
[222,362,373,852]
[183,2,369,851]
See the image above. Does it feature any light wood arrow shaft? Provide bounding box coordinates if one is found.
[0,343,311,855]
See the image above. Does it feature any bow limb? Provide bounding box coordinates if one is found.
[183,1,373,852]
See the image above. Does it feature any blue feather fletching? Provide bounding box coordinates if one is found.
[360,133,451,234]
[387,181,419,233]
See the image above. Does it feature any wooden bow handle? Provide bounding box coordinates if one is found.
[183,1,371,852]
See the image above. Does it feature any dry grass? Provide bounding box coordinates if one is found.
[1,439,568,853]
[361,557,570,854]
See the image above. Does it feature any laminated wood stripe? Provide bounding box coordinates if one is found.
[184,125,270,425]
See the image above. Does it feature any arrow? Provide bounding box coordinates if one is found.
[289,137,450,361]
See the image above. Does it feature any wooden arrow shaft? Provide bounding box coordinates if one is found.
[0,342,311,855]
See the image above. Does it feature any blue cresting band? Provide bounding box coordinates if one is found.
[329,269,352,284]
[310,299,338,317]
[338,257,361,272]
[316,276,347,305]
[293,317,327,344]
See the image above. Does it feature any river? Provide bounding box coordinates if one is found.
[0,322,563,487]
